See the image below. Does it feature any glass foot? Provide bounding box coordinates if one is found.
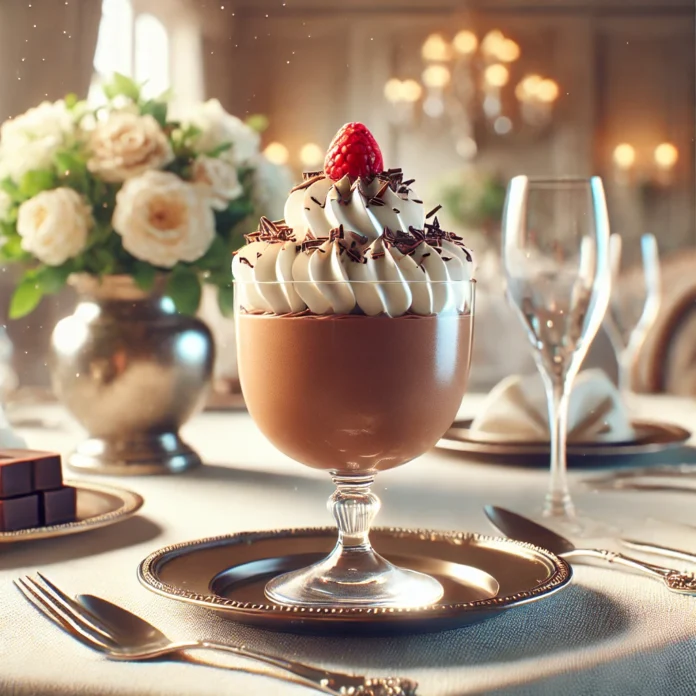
[265,544,444,607]
[266,473,444,607]
[539,509,618,540]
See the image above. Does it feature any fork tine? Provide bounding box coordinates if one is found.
[14,578,104,653]
[35,572,115,641]
[22,576,115,650]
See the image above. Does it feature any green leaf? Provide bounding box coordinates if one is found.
[19,170,56,199]
[141,100,168,127]
[35,265,71,294]
[216,284,235,317]
[54,151,86,176]
[103,72,140,102]
[9,278,43,318]
[205,142,233,158]
[166,268,202,315]
[133,262,156,292]
[64,92,79,109]
[245,114,269,133]
[0,235,24,260]
[0,177,19,198]
[194,235,229,271]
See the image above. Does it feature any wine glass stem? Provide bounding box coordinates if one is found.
[617,348,635,409]
[544,382,575,519]
[329,474,380,557]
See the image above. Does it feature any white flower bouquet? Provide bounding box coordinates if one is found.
[0,74,262,318]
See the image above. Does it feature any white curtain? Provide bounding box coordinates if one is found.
[0,0,101,387]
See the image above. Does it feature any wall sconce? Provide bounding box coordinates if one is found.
[611,142,678,186]
[263,142,289,166]
[299,143,324,169]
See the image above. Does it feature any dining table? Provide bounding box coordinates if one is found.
[2,393,696,696]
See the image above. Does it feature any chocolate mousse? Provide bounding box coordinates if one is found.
[238,312,473,473]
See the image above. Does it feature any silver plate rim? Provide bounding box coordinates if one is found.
[0,479,144,542]
[437,419,691,458]
[137,526,572,621]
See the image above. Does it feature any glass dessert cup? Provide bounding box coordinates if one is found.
[235,279,475,608]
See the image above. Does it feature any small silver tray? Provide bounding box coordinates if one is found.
[138,526,571,635]
[0,480,143,543]
[436,419,691,466]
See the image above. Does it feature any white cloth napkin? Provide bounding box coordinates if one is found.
[470,369,635,443]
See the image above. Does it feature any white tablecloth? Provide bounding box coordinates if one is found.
[2,395,696,696]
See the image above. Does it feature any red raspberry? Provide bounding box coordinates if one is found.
[323,122,384,181]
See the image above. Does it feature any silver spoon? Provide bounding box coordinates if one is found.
[484,506,696,595]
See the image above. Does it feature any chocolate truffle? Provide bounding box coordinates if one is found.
[0,494,39,531]
[0,453,33,499]
[40,487,77,526]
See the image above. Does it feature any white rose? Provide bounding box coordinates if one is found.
[87,112,173,183]
[113,170,216,268]
[185,99,260,165]
[250,154,294,220]
[193,156,243,210]
[17,187,93,266]
[0,100,75,181]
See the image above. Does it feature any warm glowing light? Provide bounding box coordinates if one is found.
[421,33,452,62]
[654,142,678,169]
[497,39,520,62]
[453,30,478,56]
[263,142,289,166]
[384,78,404,103]
[422,64,451,88]
[484,63,509,88]
[481,30,505,57]
[613,143,636,170]
[299,143,323,168]
[401,79,423,103]
[536,79,559,103]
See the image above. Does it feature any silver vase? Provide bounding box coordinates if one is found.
[50,274,214,475]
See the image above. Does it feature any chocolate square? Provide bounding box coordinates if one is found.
[0,494,39,531]
[31,452,63,491]
[41,486,77,526]
[0,454,32,499]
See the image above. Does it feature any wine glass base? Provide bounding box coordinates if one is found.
[264,547,444,608]
[539,510,619,540]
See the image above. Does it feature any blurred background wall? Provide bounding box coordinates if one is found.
[0,0,693,390]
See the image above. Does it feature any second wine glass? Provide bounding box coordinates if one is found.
[502,176,611,535]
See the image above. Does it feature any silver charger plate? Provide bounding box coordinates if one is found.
[0,480,143,543]
[137,526,572,635]
[436,419,691,466]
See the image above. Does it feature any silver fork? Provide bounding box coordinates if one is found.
[16,574,418,696]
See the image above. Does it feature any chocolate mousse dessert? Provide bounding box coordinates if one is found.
[233,123,475,476]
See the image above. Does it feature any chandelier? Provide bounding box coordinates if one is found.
[384,29,561,159]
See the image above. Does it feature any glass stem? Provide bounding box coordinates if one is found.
[617,348,635,409]
[328,474,381,564]
[544,381,575,520]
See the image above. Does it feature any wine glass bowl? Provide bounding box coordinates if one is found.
[235,279,475,607]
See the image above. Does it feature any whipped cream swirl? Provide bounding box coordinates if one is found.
[233,170,475,317]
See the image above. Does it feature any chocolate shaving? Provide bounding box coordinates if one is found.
[290,173,325,192]
[239,257,254,268]
[426,204,442,219]
[393,208,401,214]
[412,199,423,204]
[300,238,327,252]
[310,196,325,208]
[244,216,296,244]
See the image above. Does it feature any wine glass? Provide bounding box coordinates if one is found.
[235,279,475,607]
[604,233,661,408]
[501,176,611,534]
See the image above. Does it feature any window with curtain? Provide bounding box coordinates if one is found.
[88,0,170,106]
